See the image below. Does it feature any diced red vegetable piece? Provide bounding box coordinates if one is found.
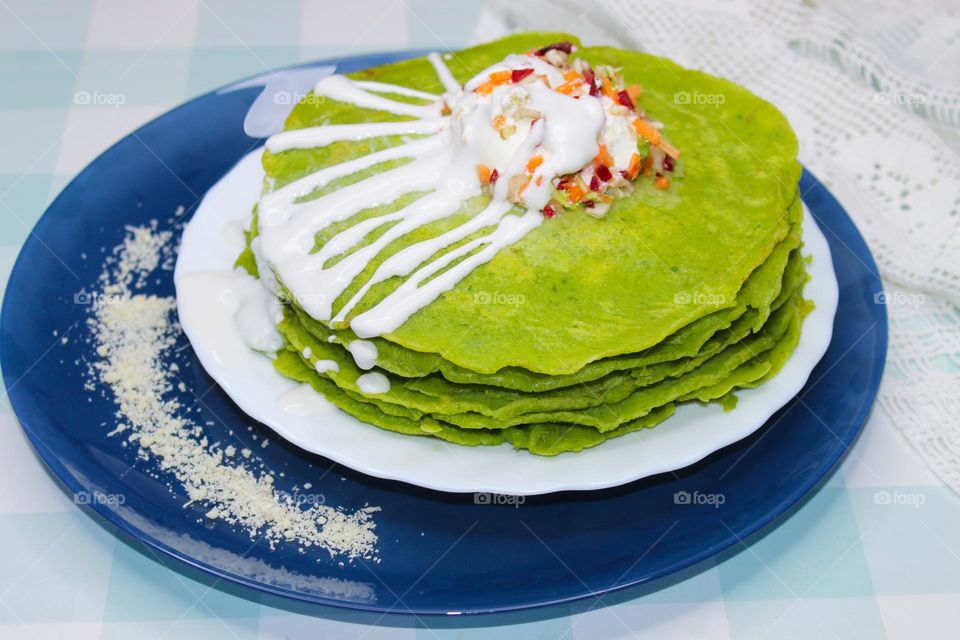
[536,41,574,56]
[489,168,500,184]
[595,164,613,182]
[663,155,675,172]
[582,200,595,208]
[617,89,635,110]
[582,68,602,97]
[511,68,534,83]
[542,204,556,218]
[589,175,600,191]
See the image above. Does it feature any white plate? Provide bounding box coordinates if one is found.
[175,148,838,495]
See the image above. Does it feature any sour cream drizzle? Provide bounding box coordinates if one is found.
[427,52,461,94]
[254,51,610,339]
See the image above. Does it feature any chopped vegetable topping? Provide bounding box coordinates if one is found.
[499,124,517,140]
[632,119,661,145]
[511,68,534,83]
[594,144,614,167]
[477,164,492,185]
[536,41,574,56]
[475,81,495,96]
[463,41,680,219]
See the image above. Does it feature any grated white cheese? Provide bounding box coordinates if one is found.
[87,222,379,559]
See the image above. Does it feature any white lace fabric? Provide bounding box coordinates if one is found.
[474,0,960,492]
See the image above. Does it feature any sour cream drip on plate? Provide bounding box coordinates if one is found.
[254,46,633,340]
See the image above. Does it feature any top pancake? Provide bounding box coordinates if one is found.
[259,32,801,375]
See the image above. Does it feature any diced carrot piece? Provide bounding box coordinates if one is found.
[627,84,642,101]
[633,119,662,145]
[490,70,512,84]
[626,153,641,179]
[477,164,492,184]
[655,175,670,190]
[535,175,543,186]
[555,81,577,95]
[601,76,617,99]
[565,183,585,203]
[526,155,543,172]
[563,69,580,82]
[658,140,680,159]
[476,81,495,96]
[594,144,614,167]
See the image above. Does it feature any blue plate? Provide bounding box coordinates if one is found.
[0,51,887,615]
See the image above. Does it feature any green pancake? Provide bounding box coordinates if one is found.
[276,248,805,421]
[238,33,809,455]
[256,32,801,375]
[262,195,804,392]
[272,291,806,455]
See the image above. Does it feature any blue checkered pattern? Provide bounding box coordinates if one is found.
[0,1,958,637]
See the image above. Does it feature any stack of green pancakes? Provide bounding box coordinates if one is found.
[237,32,811,456]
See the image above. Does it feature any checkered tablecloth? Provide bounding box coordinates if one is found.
[1,2,958,638]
